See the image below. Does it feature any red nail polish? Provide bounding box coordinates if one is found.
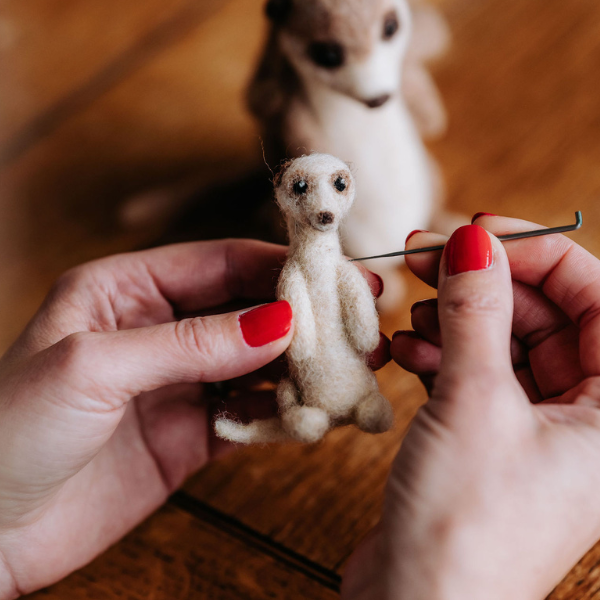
[392,330,421,341]
[367,332,391,370]
[239,301,292,347]
[406,229,428,244]
[471,212,496,224]
[410,298,438,314]
[446,225,493,276]
[372,273,384,298]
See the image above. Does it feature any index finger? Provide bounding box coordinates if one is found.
[405,216,600,328]
[474,215,600,327]
[138,239,287,312]
[10,240,288,359]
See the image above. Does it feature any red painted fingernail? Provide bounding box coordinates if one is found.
[445,225,493,276]
[392,330,421,341]
[410,298,438,314]
[372,273,384,298]
[471,212,496,224]
[367,332,391,370]
[239,301,292,347]
[406,229,428,244]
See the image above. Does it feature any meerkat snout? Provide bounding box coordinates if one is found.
[318,211,334,225]
[365,94,391,109]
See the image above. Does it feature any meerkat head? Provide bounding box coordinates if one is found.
[265,0,411,108]
[274,154,355,232]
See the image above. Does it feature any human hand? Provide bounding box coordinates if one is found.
[342,216,600,599]
[0,238,388,599]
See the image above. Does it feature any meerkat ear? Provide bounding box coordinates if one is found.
[273,159,293,188]
[265,0,292,24]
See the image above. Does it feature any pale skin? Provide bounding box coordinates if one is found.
[342,215,600,600]
[0,238,385,598]
[1,216,600,598]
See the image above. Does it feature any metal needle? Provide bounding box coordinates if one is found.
[350,211,583,262]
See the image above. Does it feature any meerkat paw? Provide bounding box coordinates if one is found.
[355,393,394,434]
[282,406,330,443]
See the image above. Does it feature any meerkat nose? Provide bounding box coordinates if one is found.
[319,212,334,225]
[365,94,391,109]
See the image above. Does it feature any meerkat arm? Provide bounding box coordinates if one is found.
[278,264,317,362]
[403,63,448,140]
[407,1,451,64]
[337,262,380,355]
[404,2,449,140]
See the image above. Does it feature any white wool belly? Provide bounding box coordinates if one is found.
[304,82,433,261]
[290,241,376,418]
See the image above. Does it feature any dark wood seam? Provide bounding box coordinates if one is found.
[169,491,342,593]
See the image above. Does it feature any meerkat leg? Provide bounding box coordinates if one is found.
[278,379,330,443]
[355,384,394,435]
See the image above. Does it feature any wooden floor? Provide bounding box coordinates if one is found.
[2,0,600,597]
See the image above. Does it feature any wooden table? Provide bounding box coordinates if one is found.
[1,0,600,597]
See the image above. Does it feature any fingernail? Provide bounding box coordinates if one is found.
[446,225,493,276]
[406,229,428,244]
[239,301,292,347]
[471,212,496,224]
[392,330,421,341]
[367,332,392,370]
[410,298,438,314]
[372,273,384,298]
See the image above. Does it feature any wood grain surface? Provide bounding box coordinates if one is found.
[1,0,600,597]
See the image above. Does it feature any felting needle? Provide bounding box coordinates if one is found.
[350,211,583,263]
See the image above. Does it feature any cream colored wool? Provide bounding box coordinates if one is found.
[215,154,394,444]
[248,0,461,308]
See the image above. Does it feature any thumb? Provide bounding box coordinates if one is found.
[437,225,514,385]
[46,301,293,405]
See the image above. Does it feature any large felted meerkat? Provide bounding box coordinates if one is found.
[215,154,393,444]
[248,0,455,305]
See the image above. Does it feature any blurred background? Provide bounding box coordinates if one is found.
[1,0,599,354]
[1,0,600,597]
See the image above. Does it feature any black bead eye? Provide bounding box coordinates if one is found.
[265,0,292,23]
[308,42,345,69]
[383,11,399,40]
[334,176,347,192]
[293,180,308,195]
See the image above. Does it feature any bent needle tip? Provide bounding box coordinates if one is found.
[351,211,583,262]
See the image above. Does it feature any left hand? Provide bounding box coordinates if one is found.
[0,239,294,597]
[0,239,388,598]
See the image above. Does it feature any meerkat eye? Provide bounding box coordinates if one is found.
[293,179,308,195]
[308,42,345,69]
[383,11,400,40]
[334,176,347,192]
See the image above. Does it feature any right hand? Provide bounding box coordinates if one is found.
[343,216,600,600]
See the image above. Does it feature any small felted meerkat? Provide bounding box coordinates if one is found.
[248,0,458,307]
[215,154,393,444]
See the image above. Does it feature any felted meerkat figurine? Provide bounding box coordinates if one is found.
[248,0,456,307]
[215,154,394,444]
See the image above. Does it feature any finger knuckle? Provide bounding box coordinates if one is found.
[174,318,221,374]
[50,266,91,300]
[53,332,94,376]
[444,292,506,319]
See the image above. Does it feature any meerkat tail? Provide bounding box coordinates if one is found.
[214,417,290,444]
